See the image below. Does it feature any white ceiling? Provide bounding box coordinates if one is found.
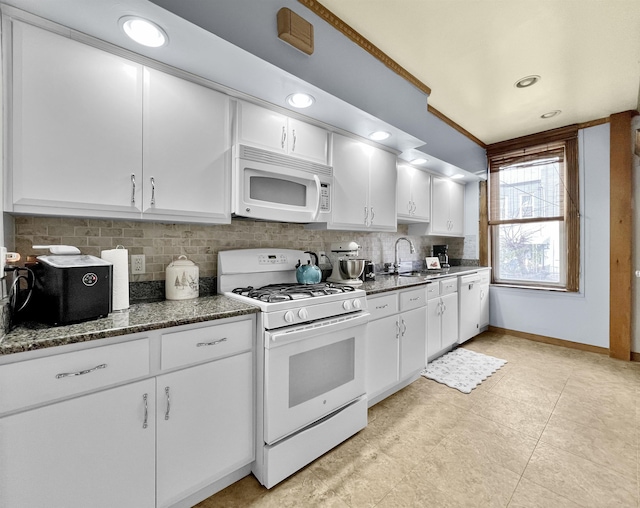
[319,0,640,145]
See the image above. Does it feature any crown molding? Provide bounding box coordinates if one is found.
[298,0,431,96]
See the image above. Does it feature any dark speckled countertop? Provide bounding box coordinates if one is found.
[362,266,489,295]
[0,267,489,357]
[0,295,259,356]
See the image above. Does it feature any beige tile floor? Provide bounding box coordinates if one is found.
[196,332,640,507]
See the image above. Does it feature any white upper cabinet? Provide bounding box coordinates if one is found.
[235,101,329,164]
[8,22,231,223]
[142,68,230,223]
[328,133,397,232]
[430,177,465,236]
[397,164,431,223]
[9,21,144,218]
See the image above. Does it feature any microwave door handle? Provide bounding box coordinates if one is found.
[311,174,322,221]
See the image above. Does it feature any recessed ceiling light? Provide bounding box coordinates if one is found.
[411,158,428,165]
[369,131,391,141]
[451,174,465,180]
[120,16,168,48]
[514,75,541,88]
[286,93,315,109]
[541,110,562,119]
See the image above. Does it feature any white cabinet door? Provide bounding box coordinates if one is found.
[10,21,143,218]
[396,165,414,218]
[412,169,432,221]
[441,293,459,349]
[399,306,426,378]
[142,68,230,223]
[368,147,398,231]
[331,134,397,231]
[236,101,288,153]
[288,118,329,164]
[479,283,490,329]
[427,298,442,361]
[448,180,465,235]
[0,379,156,508]
[330,134,370,229]
[156,352,253,508]
[236,102,328,164]
[365,315,400,400]
[430,177,465,236]
[397,166,430,223]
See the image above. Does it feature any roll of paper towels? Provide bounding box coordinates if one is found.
[101,247,129,311]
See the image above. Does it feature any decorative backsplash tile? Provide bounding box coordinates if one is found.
[11,216,471,282]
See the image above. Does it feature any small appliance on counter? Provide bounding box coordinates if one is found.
[359,260,376,282]
[327,242,366,286]
[30,248,113,325]
[317,252,333,281]
[433,244,450,268]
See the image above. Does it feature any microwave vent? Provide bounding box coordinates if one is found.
[238,145,332,177]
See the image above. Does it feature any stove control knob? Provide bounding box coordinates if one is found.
[353,298,362,309]
[342,300,352,311]
[284,311,295,323]
[298,308,309,320]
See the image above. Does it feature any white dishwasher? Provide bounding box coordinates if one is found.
[458,272,481,344]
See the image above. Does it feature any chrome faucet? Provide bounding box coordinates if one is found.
[394,237,416,273]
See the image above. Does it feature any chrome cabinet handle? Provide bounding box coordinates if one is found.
[375,303,388,309]
[150,177,156,206]
[197,337,227,347]
[291,129,296,152]
[364,206,369,226]
[370,207,375,225]
[401,319,407,336]
[395,319,400,339]
[142,393,148,429]
[281,126,286,149]
[131,174,136,205]
[56,363,106,379]
[164,386,171,421]
[409,296,421,302]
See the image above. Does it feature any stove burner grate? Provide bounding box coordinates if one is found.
[232,282,355,302]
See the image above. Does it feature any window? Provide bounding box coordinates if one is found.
[486,127,579,291]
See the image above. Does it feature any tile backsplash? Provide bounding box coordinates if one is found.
[11,216,472,282]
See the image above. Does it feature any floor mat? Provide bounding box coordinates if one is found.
[421,348,507,393]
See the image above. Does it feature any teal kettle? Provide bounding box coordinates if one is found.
[296,252,322,284]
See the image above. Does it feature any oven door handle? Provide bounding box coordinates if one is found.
[266,312,370,348]
[311,174,321,221]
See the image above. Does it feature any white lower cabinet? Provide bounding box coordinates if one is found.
[156,352,253,508]
[426,279,459,361]
[0,316,255,508]
[0,378,157,508]
[366,288,426,404]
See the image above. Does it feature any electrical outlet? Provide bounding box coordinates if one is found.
[131,254,145,274]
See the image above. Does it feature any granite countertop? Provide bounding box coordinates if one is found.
[362,266,490,295]
[0,295,259,356]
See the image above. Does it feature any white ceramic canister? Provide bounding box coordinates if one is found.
[165,255,199,300]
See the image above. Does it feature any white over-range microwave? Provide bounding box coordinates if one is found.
[232,144,332,223]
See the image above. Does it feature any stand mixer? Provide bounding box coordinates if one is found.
[327,242,365,287]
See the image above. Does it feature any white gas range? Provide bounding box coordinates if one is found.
[218,248,369,489]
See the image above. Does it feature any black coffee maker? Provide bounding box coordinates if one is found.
[432,245,450,268]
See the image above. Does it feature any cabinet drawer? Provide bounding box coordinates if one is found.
[426,282,440,300]
[440,278,458,295]
[400,287,426,311]
[161,319,253,370]
[367,293,398,321]
[0,339,149,414]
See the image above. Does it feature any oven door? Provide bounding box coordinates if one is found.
[263,312,368,445]
[233,147,331,223]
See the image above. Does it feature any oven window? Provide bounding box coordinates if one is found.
[250,176,307,207]
[289,337,355,408]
